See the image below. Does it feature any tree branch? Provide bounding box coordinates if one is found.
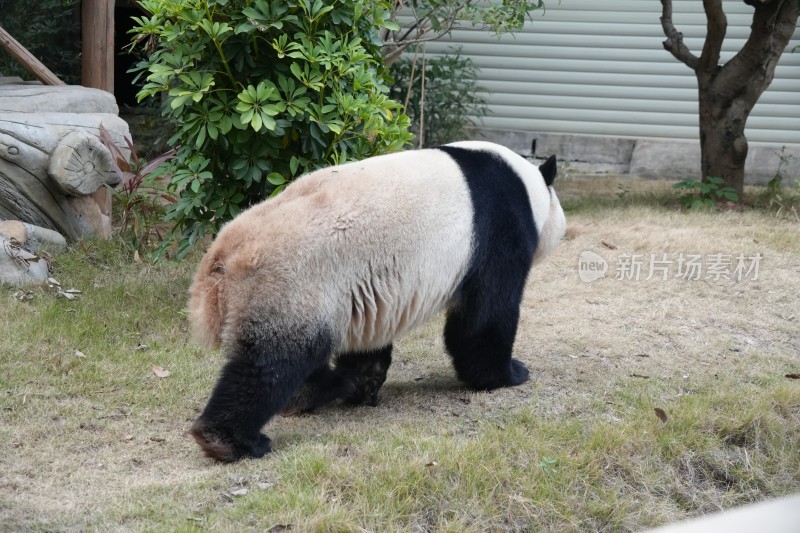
[716,0,799,100]
[698,0,727,72]
[382,6,464,66]
[659,0,699,70]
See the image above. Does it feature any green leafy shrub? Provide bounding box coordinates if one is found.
[130,0,412,258]
[389,48,487,147]
[673,176,739,208]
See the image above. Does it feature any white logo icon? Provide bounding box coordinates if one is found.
[578,251,607,283]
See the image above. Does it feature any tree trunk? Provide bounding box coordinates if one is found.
[697,75,749,199]
[661,0,799,199]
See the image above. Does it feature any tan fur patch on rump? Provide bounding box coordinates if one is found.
[188,251,227,349]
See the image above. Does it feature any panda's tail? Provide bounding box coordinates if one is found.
[188,252,228,349]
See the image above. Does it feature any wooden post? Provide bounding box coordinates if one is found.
[82,0,117,218]
[82,0,116,93]
[0,27,65,85]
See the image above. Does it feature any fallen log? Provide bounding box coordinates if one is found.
[0,100,130,240]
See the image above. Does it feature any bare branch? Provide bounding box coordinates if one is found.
[379,1,405,42]
[382,6,464,66]
[417,47,427,149]
[698,0,727,72]
[403,46,420,112]
[659,0,699,70]
[716,0,799,99]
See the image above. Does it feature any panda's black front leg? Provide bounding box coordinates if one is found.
[190,330,331,462]
[335,345,393,406]
[444,287,529,391]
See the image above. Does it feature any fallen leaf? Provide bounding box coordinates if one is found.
[47,277,61,286]
[785,373,800,380]
[336,446,350,457]
[654,407,668,424]
[134,250,143,264]
[230,487,248,497]
[152,364,171,378]
[74,350,86,358]
[123,434,134,441]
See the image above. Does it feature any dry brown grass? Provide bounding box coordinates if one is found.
[1,177,798,531]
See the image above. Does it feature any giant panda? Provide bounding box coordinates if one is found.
[188,141,567,462]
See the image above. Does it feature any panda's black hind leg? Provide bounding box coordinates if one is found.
[190,326,332,462]
[280,364,360,416]
[335,345,393,406]
[443,293,529,391]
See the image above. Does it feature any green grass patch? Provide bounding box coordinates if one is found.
[2,201,799,531]
[99,375,798,532]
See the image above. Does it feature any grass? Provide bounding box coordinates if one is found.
[2,178,799,532]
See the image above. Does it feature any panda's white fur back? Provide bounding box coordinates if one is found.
[301,149,476,351]
[188,142,561,356]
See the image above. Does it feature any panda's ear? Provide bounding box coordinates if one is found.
[539,154,557,187]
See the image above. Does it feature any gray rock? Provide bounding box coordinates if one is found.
[0,234,50,286]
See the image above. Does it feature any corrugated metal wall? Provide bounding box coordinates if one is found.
[420,0,800,145]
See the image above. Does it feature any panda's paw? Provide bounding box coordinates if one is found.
[189,419,272,462]
[250,433,272,458]
[346,375,385,407]
[509,358,530,386]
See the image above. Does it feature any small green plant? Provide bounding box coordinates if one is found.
[755,148,799,219]
[767,147,793,190]
[673,176,739,208]
[389,47,487,147]
[129,0,412,259]
[538,455,558,475]
[98,125,176,257]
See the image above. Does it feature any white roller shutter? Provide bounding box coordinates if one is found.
[420,0,800,145]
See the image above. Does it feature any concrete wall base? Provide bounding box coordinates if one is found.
[468,128,800,186]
